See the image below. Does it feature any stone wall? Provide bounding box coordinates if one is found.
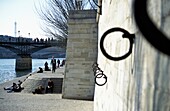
[94,0,170,111]
[15,57,32,70]
[62,10,98,100]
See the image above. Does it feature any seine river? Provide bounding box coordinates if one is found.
[0,58,64,84]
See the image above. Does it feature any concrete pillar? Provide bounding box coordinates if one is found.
[62,10,98,100]
[15,57,32,70]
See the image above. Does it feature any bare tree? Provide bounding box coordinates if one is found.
[88,0,98,9]
[36,0,89,48]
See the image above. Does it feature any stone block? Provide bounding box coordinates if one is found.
[68,28,93,34]
[69,10,96,19]
[68,38,83,42]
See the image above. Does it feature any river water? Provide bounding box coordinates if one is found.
[0,58,64,84]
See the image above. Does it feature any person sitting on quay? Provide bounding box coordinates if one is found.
[44,61,51,71]
[46,79,54,93]
[4,80,24,93]
[32,85,45,94]
[17,80,24,91]
[60,59,65,67]
[37,67,43,73]
[57,59,60,68]
[4,82,18,93]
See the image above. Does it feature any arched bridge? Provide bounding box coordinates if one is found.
[0,41,63,57]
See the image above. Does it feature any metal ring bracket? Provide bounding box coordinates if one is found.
[134,0,170,56]
[92,63,107,86]
[100,27,135,61]
[95,73,107,86]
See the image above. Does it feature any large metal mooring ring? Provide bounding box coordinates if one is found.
[100,27,135,61]
[134,0,170,56]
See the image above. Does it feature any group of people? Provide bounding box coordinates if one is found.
[51,56,61,73]
[37,56,65,73]
[4,78,54,94]
[32,79,54,94]
[32,85,44,94]
[4,80,24,93]
[4,56,64,94]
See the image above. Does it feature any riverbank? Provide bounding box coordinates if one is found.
[0,67,93,111]
[0,58,65,84]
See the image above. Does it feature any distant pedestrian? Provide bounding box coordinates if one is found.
[57,59,60,68]
[76,0,82,10]
[51,56,56,73]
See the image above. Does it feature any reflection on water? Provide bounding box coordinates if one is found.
[0,59,15,84]
[0,58,64,84]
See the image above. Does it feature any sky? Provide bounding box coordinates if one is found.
[0,0,46,39]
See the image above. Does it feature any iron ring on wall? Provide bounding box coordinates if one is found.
[95,73,107,86]
[100,27,135,61]
[92,63,107,86]
[134,0,170,56]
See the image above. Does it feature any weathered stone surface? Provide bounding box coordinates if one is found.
[69,10,96,19]
[94,0,170,111]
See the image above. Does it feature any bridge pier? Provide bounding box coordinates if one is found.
[15,57,32,71]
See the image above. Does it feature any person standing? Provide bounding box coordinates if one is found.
[51,56,56,73]
[57,59,60,68]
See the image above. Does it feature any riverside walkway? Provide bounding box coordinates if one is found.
[0,67,93,111]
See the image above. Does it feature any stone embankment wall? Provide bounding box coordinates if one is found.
[62,10,98,100]
[94,0,170,111]
[16,57,32,70]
